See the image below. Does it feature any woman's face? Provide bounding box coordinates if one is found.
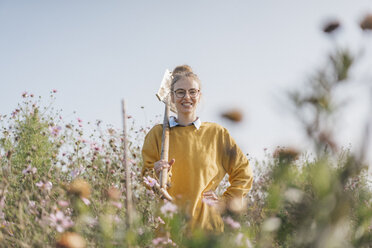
[171,77,201,115]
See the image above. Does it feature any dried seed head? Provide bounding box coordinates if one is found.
[273,147,300,161]
[67,179,91,198]
[323,20,340,33]
[56,232,86,248]
[360,14,372,31]
[318,132,338,152]
[221,109,243,122]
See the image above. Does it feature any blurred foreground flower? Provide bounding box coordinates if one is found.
[160,201,177,217]
[67,179,91,199]
[156,216,165,225]
[235,232,253,248]
[221,109,243,122]
[223,216,241,229]
[360,13,372,31]
[81,198,90,205]
[284,187,304,203]
[56,232,86,248]
[152,237,176,247]
[110,201,122,209]
[58,200,70,207]
[226,197,248,213]
[262,217,281,232]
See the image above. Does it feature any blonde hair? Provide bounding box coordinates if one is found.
[171,65,201,91]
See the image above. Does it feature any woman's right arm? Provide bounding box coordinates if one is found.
[141,125,161,177]
[141,125,175,179]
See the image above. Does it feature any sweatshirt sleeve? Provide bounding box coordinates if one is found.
[221,128,253,205]
[141,125,161,177]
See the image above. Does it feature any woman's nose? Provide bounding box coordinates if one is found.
[183,92,191,99]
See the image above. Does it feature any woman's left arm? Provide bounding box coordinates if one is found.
[220,128,253,208]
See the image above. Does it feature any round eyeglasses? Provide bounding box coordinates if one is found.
[173,89,200,98]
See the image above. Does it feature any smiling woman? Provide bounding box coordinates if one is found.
[141,65,253,232]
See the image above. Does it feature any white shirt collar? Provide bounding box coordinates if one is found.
[169,116,201,130]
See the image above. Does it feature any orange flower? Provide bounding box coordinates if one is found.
[67,179,91,198]
[56,232,86,248]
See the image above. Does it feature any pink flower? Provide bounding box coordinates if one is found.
[49,211,74,233]
[52,89,57,93]
[78,137,88,144]
[90,142,101,152]
[235,233,252,248]
[49,125,62,136]
[35,181,53,191]
[114,215,121,223]
[28,201,36,208]
[111,201,122,209]
[146,189,155,197]
[22,165,37,175]
[70,166,86,178]
[223,216,241,229]
[156,216,165,225]
[58,200,69,207]
[235,232,244,246]
[77,118,82,123]
[152,237,176,246]
[81,197,90,205]
[143,176,157,188]
[160,201,177,217]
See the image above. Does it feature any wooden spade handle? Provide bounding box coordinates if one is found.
[159,102,170,189]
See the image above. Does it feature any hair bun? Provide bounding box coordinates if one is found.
[172,65,193,76]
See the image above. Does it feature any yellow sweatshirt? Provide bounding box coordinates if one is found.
[141,122,253,232]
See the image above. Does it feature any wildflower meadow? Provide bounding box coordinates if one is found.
[1,16,372,248]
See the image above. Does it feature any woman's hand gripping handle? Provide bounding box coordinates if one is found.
[155,158,175,188]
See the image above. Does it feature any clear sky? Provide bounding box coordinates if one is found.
[1,1,371,166]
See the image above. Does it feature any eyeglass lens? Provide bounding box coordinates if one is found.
[174,89,199,98]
